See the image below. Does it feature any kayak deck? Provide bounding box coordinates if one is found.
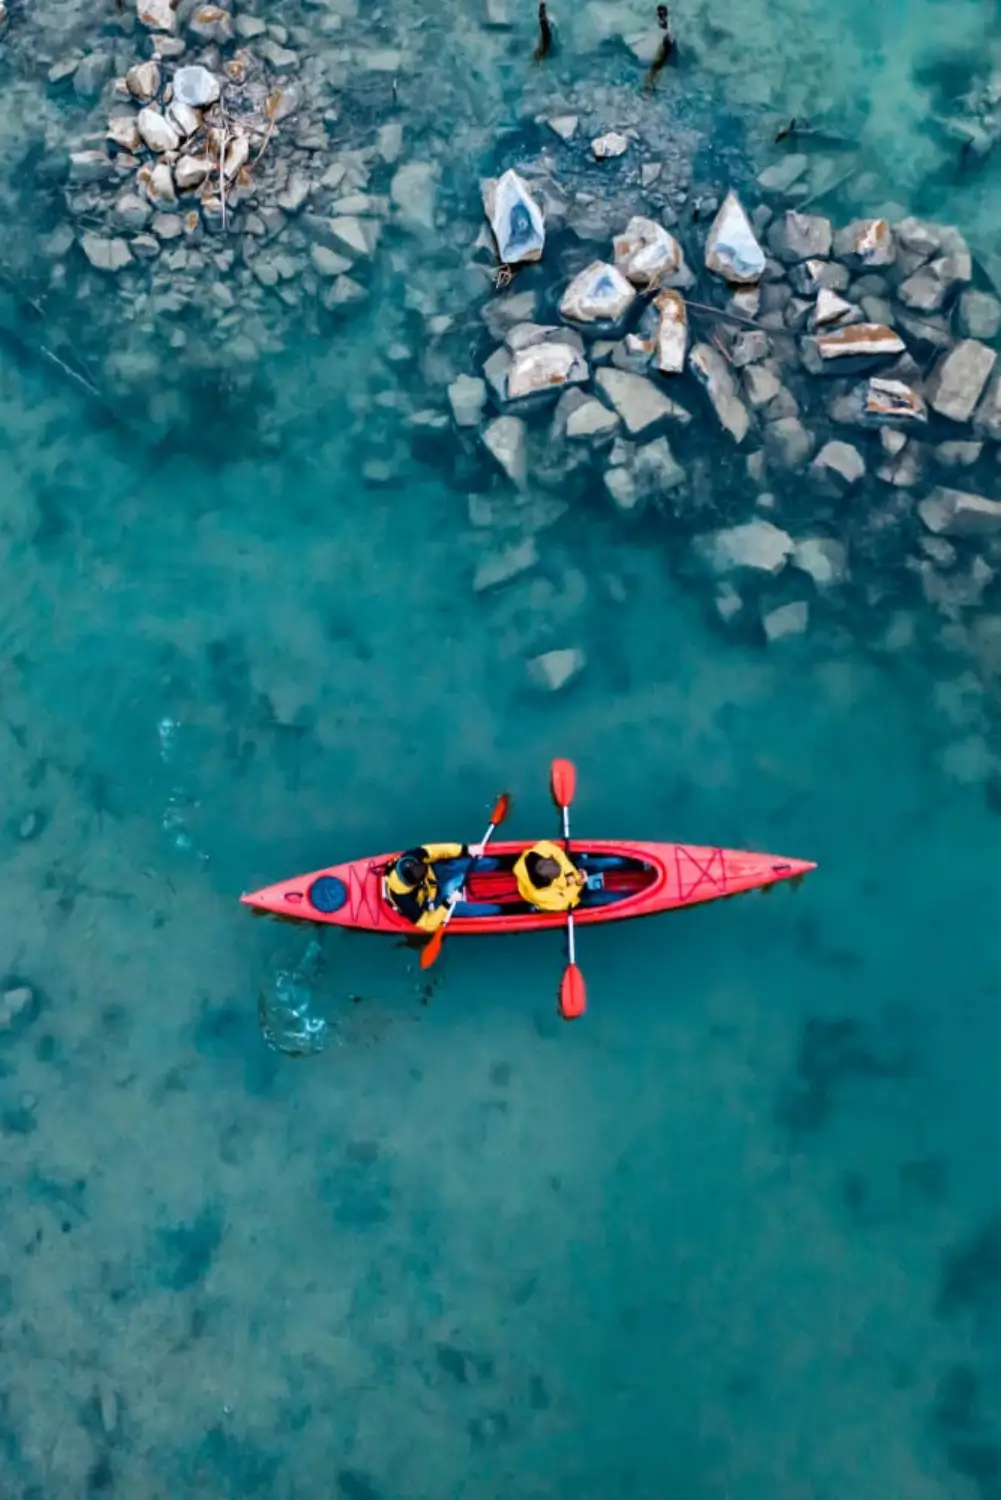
[241,838,817,934]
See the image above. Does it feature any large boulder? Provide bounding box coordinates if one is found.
[705,192,765,285]
[482,170,545,265]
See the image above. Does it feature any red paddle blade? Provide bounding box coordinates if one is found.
[491,792,511,825]
[420,927,445,969]
[559,963,586,1020]
[550,758,577,810]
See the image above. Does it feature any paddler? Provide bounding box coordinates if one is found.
[386,842,483,931]
[513,839,587,913]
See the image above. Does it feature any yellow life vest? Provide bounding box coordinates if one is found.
[386,843,466,930]
[513,839,583,913]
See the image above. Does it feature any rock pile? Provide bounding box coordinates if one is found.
[447,166,1001,657]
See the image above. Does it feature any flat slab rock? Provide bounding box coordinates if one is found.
[926,340,997,424]
[595,367,690,435]
[813,323,905,360]
[694,519,794,575]
[918,487,1001,537]
[689,343,749,444]
[481,415,528,487]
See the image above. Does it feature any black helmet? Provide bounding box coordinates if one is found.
[396,851,427,888]
[526,852,562,886]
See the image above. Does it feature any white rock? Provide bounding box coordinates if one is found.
[566,398,618,442]
[126,60,161,100]
[309,244,352,277]
[653,290,688,374]
[81,233,133,272]
[172,64,220,106]
[482,169,545,266]
[792,538,848,586]
[689,343,749,444]
[143,162,176,204]
[448,374,487,428]
[137,106,180,153]
[833,218,894,266]
[812,439,864,487]
[276,171,311,213]
[595,367,689,435]
[918,487,1001,537]
[814,288,856,327]
[391,161,438,231]
[560,261,636,326]
[696,519,794,576]
[705,191,766,285]
[926,340,997,424]
[613,216,686,288]
[167,100,201,138]
[791,258,850,296]
[174,153,210,190]
[935,440,983,469]
[224,134,249,180]
[528,648,586,692]
[108,116,141,151]
[137,0,176,31]
[507,341,588,401]
[592,131,629,159]
[474,536,538,591]
[482,415,528,487]
[814,323,904,359]
[763,600,809,642]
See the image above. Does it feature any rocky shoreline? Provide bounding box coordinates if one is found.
[3,0,1001,685]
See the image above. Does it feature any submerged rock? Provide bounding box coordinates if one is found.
[792,537,848,586]
[765,414,814,469]
[448,374,487,428]
[689,343,749,443]
[81,233,133,272]
[633,436,685,497]
[763,600,809,641]
[559,262,636,328]
[391,161,438,232]
[528,648,586,691]
[474,537,538,591]
[705,192,766,285]
[919,487,1001,536]
[482,170,545,266]
[958,290,1001,342]
[812,439,864,488]
[813,323,904,360]
[482,415,528,487]
[595,367,690,435]
[694,519,794,575]
[613,216,687,289]
[592,131,629,159]
[653,290,688,374]
[926,340,997,423]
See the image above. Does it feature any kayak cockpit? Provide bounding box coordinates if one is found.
[452,850,656,918]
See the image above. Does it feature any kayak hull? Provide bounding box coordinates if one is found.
[240,839,817,934]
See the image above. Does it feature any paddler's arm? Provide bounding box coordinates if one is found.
[415,902,450,933]
[419,843,468,861]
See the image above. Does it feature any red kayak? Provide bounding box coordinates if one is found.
[240,837,815,934]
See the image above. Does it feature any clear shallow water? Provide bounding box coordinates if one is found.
[3,1,1001,1498]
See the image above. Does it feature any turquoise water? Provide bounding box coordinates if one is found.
[3,0,1001,1495]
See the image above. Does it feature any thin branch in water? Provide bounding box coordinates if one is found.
[685,297,798,339]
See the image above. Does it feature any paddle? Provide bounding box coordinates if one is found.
[419,793,510,969]
[550,758,587,1020]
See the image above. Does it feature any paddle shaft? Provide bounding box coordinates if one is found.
[559,789,577,966]
[436,813,501,932]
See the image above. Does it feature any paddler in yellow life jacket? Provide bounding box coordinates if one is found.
[386,843,483,931]
[513,839,587,913]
